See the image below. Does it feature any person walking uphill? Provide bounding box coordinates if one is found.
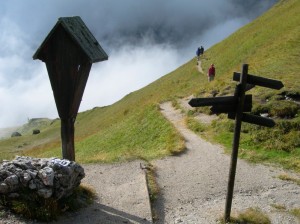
[196,47,201,62]
[208,64,215,82]
[200,46,204,56]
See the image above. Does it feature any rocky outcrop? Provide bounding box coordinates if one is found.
[0,156,85,199]
[32,129,40,135]
[11,132,21,137]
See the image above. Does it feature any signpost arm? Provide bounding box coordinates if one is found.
[225,64,248,222]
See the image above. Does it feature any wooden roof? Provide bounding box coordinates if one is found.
[33,16,108,63]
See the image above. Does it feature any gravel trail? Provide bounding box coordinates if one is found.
[0,161,152,224]
[1,101,299,224]
[152,102,300,224]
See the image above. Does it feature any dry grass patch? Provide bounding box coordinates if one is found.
[220,207,271,224]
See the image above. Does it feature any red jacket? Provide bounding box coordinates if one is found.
[208,66,215,76]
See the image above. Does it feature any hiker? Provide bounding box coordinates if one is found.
[200,46,204,56]
[207,64,215,82]
[196,47,201,61]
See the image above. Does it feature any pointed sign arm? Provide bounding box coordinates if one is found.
[233,72,284,90]
[188,96,236,107]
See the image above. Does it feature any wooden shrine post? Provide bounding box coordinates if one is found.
[33,16,108,161]
[189,64,283,222]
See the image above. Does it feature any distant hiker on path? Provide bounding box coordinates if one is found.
[196,47,201,61]
[200,46,204,56]
[207,64,215,82]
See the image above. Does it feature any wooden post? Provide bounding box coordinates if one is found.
[61,117,75,161]
[188,63,283,222]
[224,64,248,222]
[33,17,108,161]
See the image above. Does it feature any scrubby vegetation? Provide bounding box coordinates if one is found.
[0,184,95,222]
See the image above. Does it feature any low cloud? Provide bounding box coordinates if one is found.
[0,0,277,128]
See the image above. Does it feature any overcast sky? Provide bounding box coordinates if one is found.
[0,0,277,128]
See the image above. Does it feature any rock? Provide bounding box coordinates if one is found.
[37,188,53,198]
[0,156,85,199]
[11,132,21,137]
[5,175,19,192]
[0,183,9,194]
[28,180,37,189]
[38,167,54,186]
[20,172,32,186]
[32,129,40,135]
[8,193,19,198]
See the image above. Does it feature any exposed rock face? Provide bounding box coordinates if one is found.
[32,129,40,135]
[0,156,85,199]
[11,132,21,137]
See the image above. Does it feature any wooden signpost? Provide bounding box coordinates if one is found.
[33,16,108,161]
[188,64,283,222]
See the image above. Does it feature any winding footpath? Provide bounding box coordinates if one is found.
[2,59,299,224]
[152,101,300,224]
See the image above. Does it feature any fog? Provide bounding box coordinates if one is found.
[0,0,277,128]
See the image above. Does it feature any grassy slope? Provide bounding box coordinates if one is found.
[197,0,300,172]
[0,0,299,169]
[201,0,300,94]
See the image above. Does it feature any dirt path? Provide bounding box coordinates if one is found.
[197,58,204,74]
[56,162,153,224]
[153,102,300,224]
[1,99,300,224]
[1,161,153,224]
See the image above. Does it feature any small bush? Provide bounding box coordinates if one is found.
[269,101,299,118]
[249,121,300,152]
[251,100,299,118]
[277,120,300,133]
[251,104,269,116]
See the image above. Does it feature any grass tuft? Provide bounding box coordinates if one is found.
[290,208,300,221]
[278,174,300,185]
[220,207,271,224]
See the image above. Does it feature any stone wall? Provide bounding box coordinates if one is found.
[0,156,85,200]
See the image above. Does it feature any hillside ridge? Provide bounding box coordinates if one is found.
[0,0,299,171]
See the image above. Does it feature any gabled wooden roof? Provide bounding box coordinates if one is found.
[33,16,108,63]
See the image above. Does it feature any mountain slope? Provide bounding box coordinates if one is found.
[0,0,299,169]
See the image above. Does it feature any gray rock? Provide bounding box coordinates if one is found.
[38,167,54,186]
[32,129,40,135]
[37,188,53,198]
[11,132,21,137]
[0,156,85,199]
[28,180,37,189]
[0,183,9,194]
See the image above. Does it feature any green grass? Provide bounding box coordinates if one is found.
[0,0,299,175]
[143,163,160,221]
[24,105,185,163]
[202,119,300,173]
[186,117,207,134]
